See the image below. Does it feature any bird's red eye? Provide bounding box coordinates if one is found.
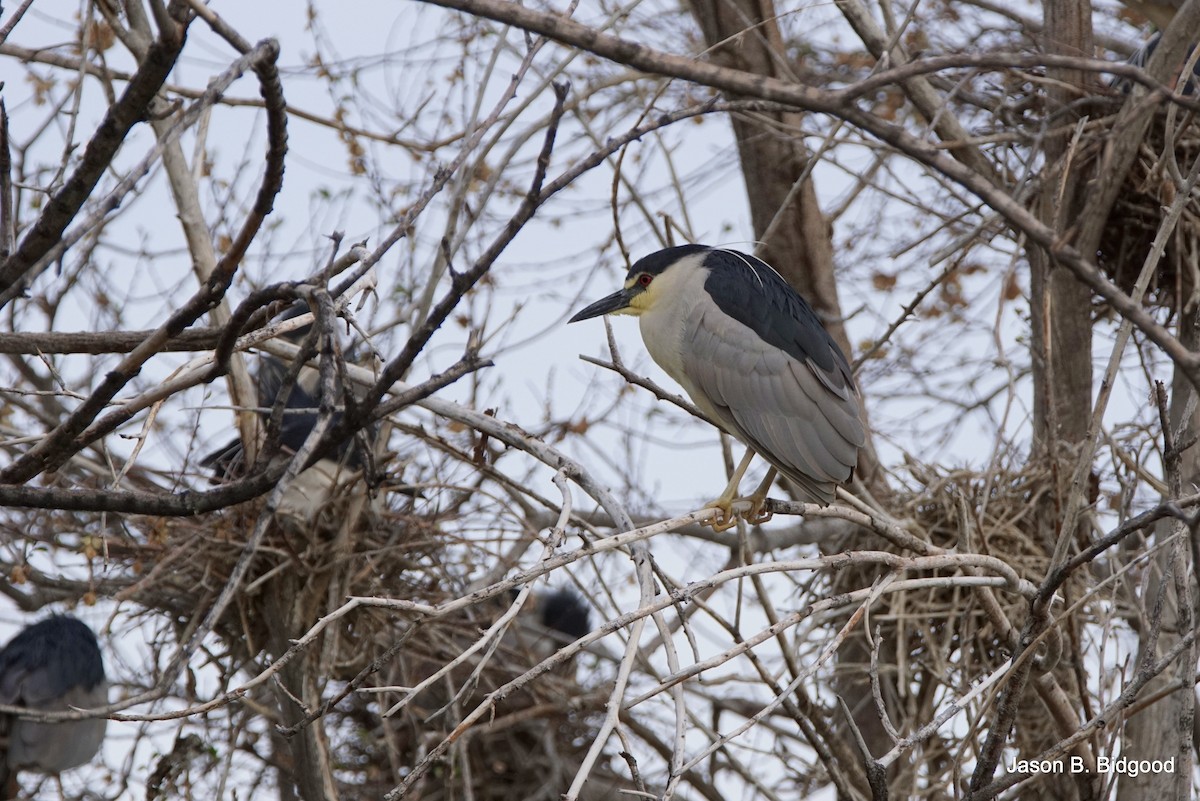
[637,273,653,287]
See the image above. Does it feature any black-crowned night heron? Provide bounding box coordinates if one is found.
[570,244,865,529]
[1110,31,1200,95]
[0,615,107,795]
[532,588,590,642]
[508,587,590,662]
[203,303,380,528]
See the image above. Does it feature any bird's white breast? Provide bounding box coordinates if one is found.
[637,261,702,383]
[637,259,727,422]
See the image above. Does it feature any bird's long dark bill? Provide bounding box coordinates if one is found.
[568,288,634,322]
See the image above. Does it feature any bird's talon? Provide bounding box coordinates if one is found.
[710,514,739,532]
[745,504,772,525]
[705,500,739,531]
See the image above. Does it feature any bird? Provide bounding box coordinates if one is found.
[507,587,591,663]
[0,615,108,798]
[202,302,380,529]
[203,303,365,472]
[1110,30,1200,95]
[532,588,591,642]
[570,244,866,530]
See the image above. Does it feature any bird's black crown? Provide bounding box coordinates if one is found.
[625,244,710,279]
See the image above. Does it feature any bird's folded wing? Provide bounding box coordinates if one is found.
[682,306,864,501]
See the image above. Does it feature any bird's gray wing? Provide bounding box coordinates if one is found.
[7,681,108,772]
[681,302,865,504]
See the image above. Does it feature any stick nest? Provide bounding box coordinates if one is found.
[1095,106,1200,310]
[97,484,611,799]
[833,460,1093,690]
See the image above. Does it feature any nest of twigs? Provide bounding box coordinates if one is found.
[122,487,437,660]
[1095,103,1200,310]
[335,663,608,801]
[106,480,609,798]
[852,461,1095,755]
[829,461,1093,682]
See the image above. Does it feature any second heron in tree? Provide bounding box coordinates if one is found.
[0,615,108,799]
[570,245,865,529]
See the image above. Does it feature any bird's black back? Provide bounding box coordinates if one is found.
[700,248,853,384]
[253,354,358,460]
[537,588,590,640]
[1111,32,1200,95]
[201,302,368,478]
[0,616,105,709]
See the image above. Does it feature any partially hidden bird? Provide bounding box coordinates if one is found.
[202,302,380,528]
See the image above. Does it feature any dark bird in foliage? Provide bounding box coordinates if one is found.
[0,615,107,798]
[532,587,591,642]
[1110,31,1200,95]
[202,303,380,527]
[203,303,367,473]
[507,587,591,663]
[570,245,866,529]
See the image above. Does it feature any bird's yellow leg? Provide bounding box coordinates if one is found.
[744,467,777,525]
[706,449,756,532]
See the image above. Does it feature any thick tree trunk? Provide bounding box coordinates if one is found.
[1031,3,1094,453]
[1023,5,1097,801]
[1119,306,1199,801]
[266,576,339,801]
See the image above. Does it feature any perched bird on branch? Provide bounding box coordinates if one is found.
[202,302,381,529]
[0,615,108,799]
[571,245,865,530]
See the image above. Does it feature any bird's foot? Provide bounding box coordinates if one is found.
[703,449,757,531]
[704,497,740,532]
[703,497,774,530]
[742,467,776,525]
[744,494,773,526]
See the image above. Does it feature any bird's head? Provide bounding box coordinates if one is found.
[568,244,709,322]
